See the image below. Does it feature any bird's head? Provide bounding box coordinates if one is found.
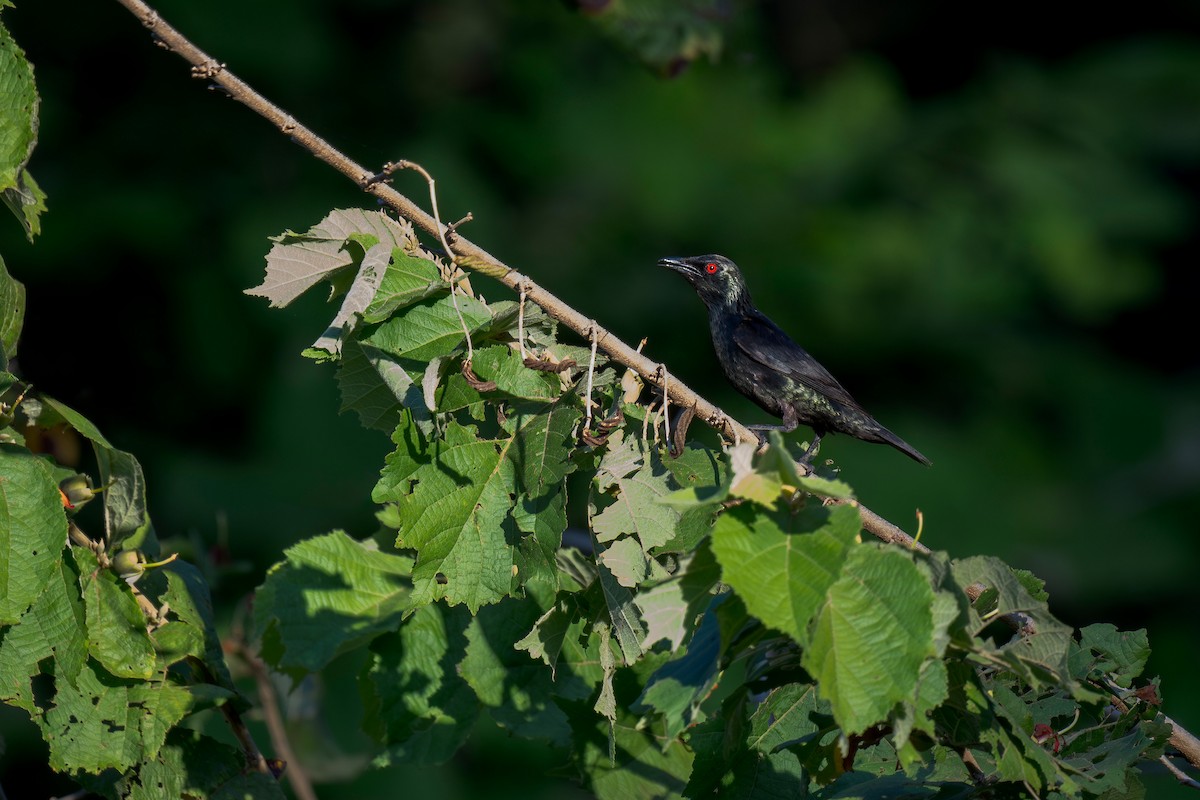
[658,254,751,310]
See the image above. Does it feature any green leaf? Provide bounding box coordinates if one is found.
[0,254,25,359]
[392,421,518,611]
[513,594,603,703]
[76,548,157,680]
[254,530,411,675]
[155,563,236,689]
[803,545,937,735]
[0,444,67,624]
[362,604,480,766]
[592,431,681,551]
[635,540,721,651]
[30,393,114,447]
[952,555,1074,688]
[361,250,446,322]
[468,343,563,401]
[95,446,153,550]
[573,710,694,800]
[363,293,493,362]
[711,501,860,646]
[0,554,87,714]
[597,558,646,665]
[373,408,430,503]
[510,400,581,600]
[684,687,811,798]
[461,599,572,746]
[598,536,653,588]
[93,728,287,800]
[0,18,43,240]
[337,337,419,432]
[1072,623,1150,688]
[635,597,727,740]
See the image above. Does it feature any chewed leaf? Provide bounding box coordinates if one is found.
[246,209,417,307]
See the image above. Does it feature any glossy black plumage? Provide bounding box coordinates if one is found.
[660,254,930,465]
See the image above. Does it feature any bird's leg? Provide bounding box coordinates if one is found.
[747,406,799,447]
[797,432,823,466]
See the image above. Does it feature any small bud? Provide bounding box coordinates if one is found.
[59,475,96,509]
[113,549,146,585]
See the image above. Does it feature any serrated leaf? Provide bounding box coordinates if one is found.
[0,444,67,624]
[598,536,652,588]
[246,209,416,307]
[573,708,693,800]
[687,690,811,799]
[373,408,430,504]
[0,254,25,359]
[597,558,646,665]
[32,393,113,447]
[361,250,446,322]
[1,167,43,242]
[635,598,726,740]
[635,541,721,651]
[515,595,576,677]
[0,19,43,241]
[0,555,87,714]
[952,555,1074,688]
[1073,623,1151,688]
[711,501,860,646]
[728,441,785,505]
[510,405,578,599]
[363,604,480,766]
[76,548,156,680]
[254,530,411,675]
[94,728,287,800]
[155,563,236,689]
[363,293,493,362]
[95,446,153,550]
[803,546,937,735]
[395,421,518,611]
[337,337,418,432]
[469,343,563,401]
[592,431,681,550]
[461,600,572,746]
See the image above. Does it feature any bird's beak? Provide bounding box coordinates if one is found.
[658,257,697,277]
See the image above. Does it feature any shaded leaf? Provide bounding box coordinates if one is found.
[254,530,411,676]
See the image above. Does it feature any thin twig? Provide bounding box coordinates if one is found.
[585,324,598,431]
[226,640,318,800]
[1161,755,1200,789]
[386,160,475,361]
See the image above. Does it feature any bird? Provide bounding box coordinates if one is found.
[659,254,930,466]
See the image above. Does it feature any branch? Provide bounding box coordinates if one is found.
[226,632,318,800]
[111,0,911,546]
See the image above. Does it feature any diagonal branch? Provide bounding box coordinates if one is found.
[113,0,908,545]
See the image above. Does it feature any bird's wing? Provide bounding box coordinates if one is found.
[732,314,861,408]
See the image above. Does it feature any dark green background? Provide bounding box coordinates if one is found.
[2,1,1197,796]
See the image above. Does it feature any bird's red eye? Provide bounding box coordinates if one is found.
[704,262,718,274]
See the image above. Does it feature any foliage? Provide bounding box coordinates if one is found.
[0,3,1192,799]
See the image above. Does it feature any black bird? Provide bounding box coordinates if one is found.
[660,254,930,465]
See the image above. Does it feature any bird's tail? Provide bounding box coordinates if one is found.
[874,426,931,466]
